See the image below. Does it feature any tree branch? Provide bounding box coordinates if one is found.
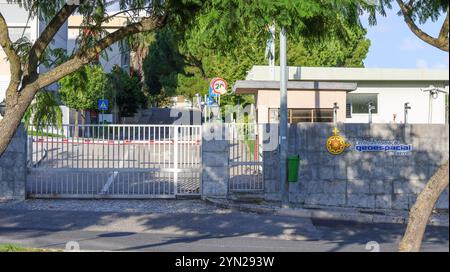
[0,12,22,108]
[438,8,449,42]
[25,2,83,80]
[78,13,167,60]
[22,14,167,98]
[396,0,449,52]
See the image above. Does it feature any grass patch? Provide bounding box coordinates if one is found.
[244,139,256,158]
[27,130,66,138]
[0,243,59,252]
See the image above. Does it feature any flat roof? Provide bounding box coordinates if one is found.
[234,80,357,94]
[247,66,449,82]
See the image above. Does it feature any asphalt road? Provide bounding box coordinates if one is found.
[0,209,448,252]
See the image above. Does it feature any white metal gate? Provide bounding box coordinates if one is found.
[228,123,264,192]
[27,125,202,198]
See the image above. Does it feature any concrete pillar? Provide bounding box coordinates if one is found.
[0,124,27,201]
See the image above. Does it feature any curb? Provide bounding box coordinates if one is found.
[205,197,449,227]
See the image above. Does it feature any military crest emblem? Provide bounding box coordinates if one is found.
[326,127,351,155]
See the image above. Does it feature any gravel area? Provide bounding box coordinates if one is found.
[0,199,231,214]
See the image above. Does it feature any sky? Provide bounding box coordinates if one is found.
[360,5,449,69]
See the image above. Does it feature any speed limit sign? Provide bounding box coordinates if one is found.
[211,77,228,95]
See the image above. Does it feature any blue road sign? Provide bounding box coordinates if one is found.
[98,99,108,111]
[206,96,216,106]
[208,85,218,97]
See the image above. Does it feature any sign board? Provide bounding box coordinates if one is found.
[98,99,108,111]
[210,77,228,95]
[206,96,215,106]
[99,113,113,124]
[208,85,218,97]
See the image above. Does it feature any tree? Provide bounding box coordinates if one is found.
[142,15,370,108]
[364,0,449,252]
[0,0,366,156]
[0,0,187,155]
[59,64,107,134]
[366,0,448,52]
[288,18,371,67]
[107,65,146,118]
[142,28,184,106]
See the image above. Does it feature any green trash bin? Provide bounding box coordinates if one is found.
[287,155,300,182]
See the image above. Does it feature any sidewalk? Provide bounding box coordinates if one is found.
[205,197,449,227]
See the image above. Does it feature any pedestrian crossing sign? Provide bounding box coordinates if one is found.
[98,99,108,111]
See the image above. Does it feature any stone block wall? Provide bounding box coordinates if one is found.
[0,124,27,201]
[266,123,449,211]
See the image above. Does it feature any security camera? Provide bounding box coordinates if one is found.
[421,85,448,95]
[404,102,411,110]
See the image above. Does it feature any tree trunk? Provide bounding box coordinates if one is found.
[0,103,29,154]
[0,86,39,155]
[399,160,449,252]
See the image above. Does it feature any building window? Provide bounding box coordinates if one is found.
[346,103,352,118]
[268,108,333,123]
[268,108,279,123]
[347,93,378,114]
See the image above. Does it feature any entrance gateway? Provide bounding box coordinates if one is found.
[27,124,201,198]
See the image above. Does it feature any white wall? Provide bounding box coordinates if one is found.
[0,1,39,77]
[346,82,447,124]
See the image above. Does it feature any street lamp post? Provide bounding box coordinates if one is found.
[404,102,411,124]
[421,85,448,124]
[368,102,375,124]
[333,102,339,126]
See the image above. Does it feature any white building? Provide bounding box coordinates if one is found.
[67,15,130,73]
[234,66,449,124]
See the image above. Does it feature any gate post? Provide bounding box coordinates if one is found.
[201,123,229,199]
[174,126,179,195]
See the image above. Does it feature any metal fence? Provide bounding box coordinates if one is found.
[27,124,202,198]
[228,123,264,192]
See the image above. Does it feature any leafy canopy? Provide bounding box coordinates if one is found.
[23,90,63,131]
[58,64,108,111]
[106,66,146,117]
[142,10,370,105]
[364,0,448,25]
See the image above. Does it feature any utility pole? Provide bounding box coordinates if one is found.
[269,25,276,80]
[279,27,289,208]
